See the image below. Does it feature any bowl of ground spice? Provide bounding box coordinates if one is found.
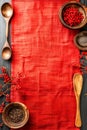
[74,31,87,50]
[59,1,87,29]
[2,102,29,129]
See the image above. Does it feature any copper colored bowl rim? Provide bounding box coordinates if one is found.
[2,102,29,129]
[74,31,87,50]
[59,1,87,29]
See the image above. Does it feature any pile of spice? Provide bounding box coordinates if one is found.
[8,107,25,123]
[63,7,84,26]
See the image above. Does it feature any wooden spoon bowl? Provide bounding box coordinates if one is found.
[1,2,13,19]
[2,46,11,60]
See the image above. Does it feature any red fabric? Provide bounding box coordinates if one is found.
[11,0,80,130]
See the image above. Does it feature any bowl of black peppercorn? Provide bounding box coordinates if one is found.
[2,102,29,129]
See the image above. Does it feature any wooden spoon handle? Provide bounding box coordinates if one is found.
[75,96,82,127]
[6,20,9,38]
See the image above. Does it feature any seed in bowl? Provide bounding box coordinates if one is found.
[63,7,84,26]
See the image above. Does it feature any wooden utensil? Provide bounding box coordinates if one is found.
[1,3,13,60]
[73,73,83,127]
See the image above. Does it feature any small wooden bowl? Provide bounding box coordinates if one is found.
[2,102,29,129]
[59,1,87,29]
[74,31,87,50]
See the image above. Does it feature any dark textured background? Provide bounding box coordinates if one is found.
[80,0,87,130]
[0,0,10,130]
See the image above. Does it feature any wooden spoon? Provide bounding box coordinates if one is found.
[1,3,13,60]
[73,73,83,127]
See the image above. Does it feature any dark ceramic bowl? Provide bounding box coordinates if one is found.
[59,1,87,29]
[2,102,29,129]
[74,31,87,50]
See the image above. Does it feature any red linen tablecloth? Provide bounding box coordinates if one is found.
[11,0,80,130]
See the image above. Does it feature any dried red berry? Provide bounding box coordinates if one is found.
[1,66,7,73]
[63,7,84,26]
[0,106,3,113]
[3,73,11,83]
[6,94,10,102]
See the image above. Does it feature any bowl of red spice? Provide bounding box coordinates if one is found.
[59,1,87,29]
[2,102,29,129]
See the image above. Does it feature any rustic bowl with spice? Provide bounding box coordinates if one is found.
[2,102,29,129]
[59,1,87,29]
[74,31,87,50]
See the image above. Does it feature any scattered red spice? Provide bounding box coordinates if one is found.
[63,7,84,26]
[0,66,24,127]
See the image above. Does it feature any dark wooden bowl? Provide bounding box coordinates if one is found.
[74,31,87,50]
[2,102,29,129]
[59,1,87,29]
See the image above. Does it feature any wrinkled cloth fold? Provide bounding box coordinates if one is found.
[11,0,80,130]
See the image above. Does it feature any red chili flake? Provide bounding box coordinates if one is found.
[63,7,84,26]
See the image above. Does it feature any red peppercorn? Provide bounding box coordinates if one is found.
[63,7,84,26]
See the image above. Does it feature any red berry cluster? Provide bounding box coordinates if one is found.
[63,7,84,26]
[5,94,10,102]
[3,73,11,83]
[0,66,11,83]
[0,102,5,114]
[80,52,87,74]
[0,66,23,127]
